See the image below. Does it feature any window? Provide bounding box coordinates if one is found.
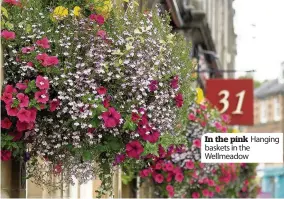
[260,100,267,123]
[274,97,281,121]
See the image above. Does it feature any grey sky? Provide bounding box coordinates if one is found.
[233,0,284,81]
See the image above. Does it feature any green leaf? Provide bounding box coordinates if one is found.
[1,7,8,18]
[142,142,159,156]
[90,117,100,128]
[82,151,92,161]
[123,120,136,131]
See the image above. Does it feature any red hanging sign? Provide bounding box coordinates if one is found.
[206,79,254,125]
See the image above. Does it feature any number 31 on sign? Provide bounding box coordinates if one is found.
[206,79,254,125]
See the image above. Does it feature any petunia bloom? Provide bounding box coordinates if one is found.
[125,140,144,159]
[3,0,21,6]
[1,117,12,129]
[193,139,201,148]
[36,37,50,49]
[175,172,184,182]
[16,120,34,132]
[188,113,196,121]
[1,30,15,40]
[49,99,60,112]
[16,82,28,90]
[1,92,13,104]
[96,86,107,95]
[21,46,35,54]
[35,90,49,104]
[113,154,126,166]
[154,174,164,183]
[175,93,183,108]
[148,80,158,92]
[17,93,29,108]
[17,108,31,122]
[202,189,210,197]
[90,14,105,25]
[192,192,200,199]
[170,75,179,89]
[36,75,49,90]
[185,160,194,169]
[97,30,107,39]
[101,107,121,128]
[1,150,12,161]
[131,112,140,123]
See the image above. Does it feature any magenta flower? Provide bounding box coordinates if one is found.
[193,139,201,148]
[3,0,21,6]
[131,112,140,123]
[1,150,12,161]
[4,85,17,94]
[17,108,32,122]
[170,75,179,89]
[35,90,49,104]
[97,30,107,39]
[28,108,37,122]
[138,126,160,143]
[16,82,28,90]
[202,189,210,197]
[125,140,144,159]
[36,37,50,49]
[113,154,126,166]
[192,192,200,199]
[1,117,12,129]
[16,120,34,132]
[1,92,13,104]
[1,30,15,40]
[174,93,183,108]
[164,162,174,171]
[188,113,196,121]
[49,99,60,112]
[17,93,29,108]
[21,46,35,54]
[148,80,158,92]
[36,53,59,67]
[96,86,107,95]
[5,104,19,116]
[90,14,105,25]
[154,174,164,183]
[175,172,184,182]
[101,107,121,128]
[36,75,49,90]
[185,160,194,169]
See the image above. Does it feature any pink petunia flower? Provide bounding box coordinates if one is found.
[49,99,60,112]
[154,174,164,183]
[202,189,210,197]
[113,153,126,166]
[175,93,183,108]
[35,90,49,104]
[193,139,201,148]
[1,150,12,161]
[96,86,107,95]
[16,82,28,90]
[28,108,37,122]
[215,186,221,193]
[5,104,19,116]
[1,117,12,129]
[103,98,110,108]
[139,168,151,178]
[16,120,34,132]
[192,192,200,199]
[125,140,144,159]
[101,107,121,128]
[148,80,158,92]
[36,75,49,90]
[131,112,140,123]
[165,162,174,171]
[97,30,107,39]
[9,131,23,141]
[90,14,105,25]
[185,160,194,169]
[21,46,35,54]
[3,0,21,6]
[1,30,15,40]
[1,92,13,104]
[170,75,179,89]
[36,37,50,49]
[138,126,160,143]
[17,108,31,122]
[188,113,196,121]
[4,85,17,94]
[36,53,58,67]
[175,172,184,182]
[17,93,29,108]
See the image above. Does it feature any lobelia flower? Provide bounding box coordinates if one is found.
[1,30,16,40]
[174,93,183,108]
[6,104,19,116]
[154,174,164,183]
[96,86,107,95]
[35,90,49,104]
[97,30,107,39]
[17,93,29,108]
[73,6,81,17]
[125,140,144,159]
[192,192,200,199]
[1,150,12,161]
[101,107,121,128]
[175,172,184,182]
[170,75,179,89]
[16,82,28,90]
[21,46,35,54]
[185,160,194,169]
[36,75,49,90]
[148,80,158,92]
[193,139,201,148]
[49,99,60,112]
[1,117,12,129]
